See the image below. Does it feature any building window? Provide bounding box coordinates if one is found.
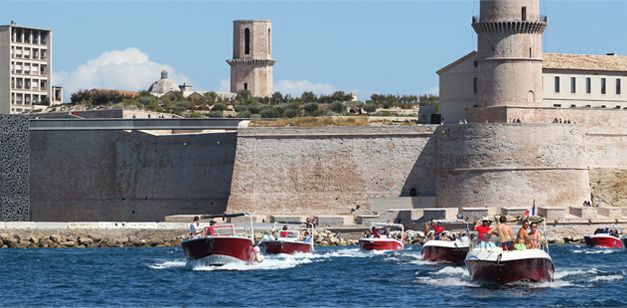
[244,28,250,55]
[586,77,591,94]
[554,76,560,93]
[268,28,271,55]
[244,83,248,91]
[522,7,527,21]
[571,77,576,93]
[617,79,622,95]
[601,78,606,94]
[473,77,477,94]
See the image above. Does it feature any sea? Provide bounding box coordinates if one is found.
[0,245,624,307]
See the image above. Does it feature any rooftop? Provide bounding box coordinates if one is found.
[544,53,627,72]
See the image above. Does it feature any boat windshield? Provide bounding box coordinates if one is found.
[204,224,249,238]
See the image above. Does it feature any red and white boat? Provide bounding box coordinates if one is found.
[422,239,469,264]
[584,228,624,249]
[181,213,261,266]
[259,223,314,255]
[359,223,405,251]
[465,248,554,285]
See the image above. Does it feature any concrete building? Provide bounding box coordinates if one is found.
[0,22,55,114]
[439,52,627,123]
[227,20,275,97]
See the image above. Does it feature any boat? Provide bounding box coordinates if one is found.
[465,217,554,285]
[584,227,624,249]
[258,222,315,255]
[358,223,405,251]
[421,238,469,264]
[180,213,261,266]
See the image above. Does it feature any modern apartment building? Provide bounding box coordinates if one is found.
[0,22,61,114]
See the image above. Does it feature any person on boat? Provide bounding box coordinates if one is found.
[303,231,312,242]
[261,232,275,241]
[515,220,530,250]
[205,220,217,236]
[527,222,543,249]
[475,217,495,248]
[189,216,202,238]
[370,226,381,238]
[280,225,289,238]
[495,216,514,251]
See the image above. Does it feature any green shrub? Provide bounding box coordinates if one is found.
[260,107,280,118]
[283,108,298,118]
[212,102,227,111]
[304,103,319,113]
[209,110,223,118]
[251,114,262,119]
[364,103,377,113]
[238,110,252,118]
[330,101,345,113]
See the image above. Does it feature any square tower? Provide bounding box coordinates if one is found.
[227,20,276,97]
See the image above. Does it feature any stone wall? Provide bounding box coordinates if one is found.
[228,126,438,215]
[436,124,591,209]
[30,130,236,221]
[0,115,30,221]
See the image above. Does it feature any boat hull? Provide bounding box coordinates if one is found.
[584,235,624,249]
[421,241,469,264]
[465,250,554,285]
[181,237,256,266]
[358,238,403,251]
[259,240,313,254]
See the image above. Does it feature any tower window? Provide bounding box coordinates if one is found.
[617,79,621,95]
[554,76,560,93]
[244,28,251,55]
[473,77,477,94]
[244,83,248,90]
[522,7,527,21]
[601,78,606,94]
[586,77,591,94]
[570,77,576,94]
[268,28,271,55]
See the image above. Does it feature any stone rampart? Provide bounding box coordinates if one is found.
[0,115,29,221]
[228,126,438,215]
[436,124,591,209]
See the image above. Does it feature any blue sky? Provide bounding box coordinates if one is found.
[2,0,626,100]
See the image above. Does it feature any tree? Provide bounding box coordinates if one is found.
[363,103,377,113]
[303,103,319,113]
[330,101,345,113]
[212,102,227,111]
[283,108,299,118]
[301,91,317,103]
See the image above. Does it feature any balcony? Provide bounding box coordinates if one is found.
[472,15,547,23]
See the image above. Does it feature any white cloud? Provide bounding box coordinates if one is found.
[217,78,230,92]
[53,48,190,100]
[275,79,337,97]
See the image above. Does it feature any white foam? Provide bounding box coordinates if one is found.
[414,276,477,287]
[191,256,312,271]
[554,268,598,279]
[590,275,623,282]
[148,260,186,269]
[572,249,616,254]
[435,266,468,276]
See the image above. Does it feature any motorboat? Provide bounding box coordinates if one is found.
[181,213,261,266]
[358,223,405,251]
[465,218,554,285]
[421,238,469,264]
[258,222,314,255]
[584,227,624,249]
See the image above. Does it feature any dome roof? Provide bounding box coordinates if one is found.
[148,69,180,94]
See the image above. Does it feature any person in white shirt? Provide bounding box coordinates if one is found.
[189,216,201,238]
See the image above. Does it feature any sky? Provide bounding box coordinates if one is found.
[2,0,627,101]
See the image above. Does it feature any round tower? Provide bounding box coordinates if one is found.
[473,0,547,107]
[227,20,275,97]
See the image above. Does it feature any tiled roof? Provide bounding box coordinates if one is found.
[544,53,627,72]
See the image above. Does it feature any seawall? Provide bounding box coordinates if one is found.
[228,126,438,215]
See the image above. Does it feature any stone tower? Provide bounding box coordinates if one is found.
[227,20,275,97]
[473,0,547,107]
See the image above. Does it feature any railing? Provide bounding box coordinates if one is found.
[472,15,547,23]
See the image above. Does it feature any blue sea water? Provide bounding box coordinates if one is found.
[0,245,624,307]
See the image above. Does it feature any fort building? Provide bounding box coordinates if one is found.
[0,22,63,114]
[227,20,275,97]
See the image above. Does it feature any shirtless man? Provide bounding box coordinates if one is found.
[515,220,530,250]
[495,216,514,251]
[527,222,543,249]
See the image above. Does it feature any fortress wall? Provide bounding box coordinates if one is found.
[466,106,627,127]
[436,124,591,209]
[227,126,438,215]
[30,130,236,221]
